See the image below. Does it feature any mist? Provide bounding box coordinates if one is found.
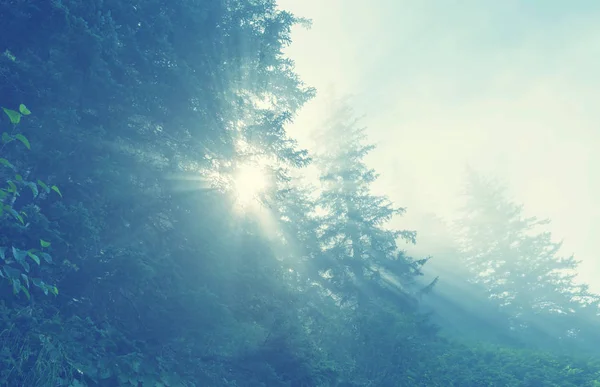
[279,0,600,292]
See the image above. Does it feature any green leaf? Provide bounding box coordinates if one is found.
[0,247,6,260]
[15,134,30,150]
[1,132,12,144]
[32,278,49,295]
[40,252,52,263]
[12,247,30,272]
[32,277,44,288]
[3,265,21,280]
[7,181,17,193]
[37,180,50,193]
[15,174,22,181]
[40,239,51,248]
[19,104,31,115]
[51,185,62,197]
[2,108,21,124]
[27,182,38,198]
[27,251,40,265]
[50,285,58,296]
[19,259,30,272]
[21,273,29,288]
[12,246,27,262]
[8,208,23,224]
[11,278,21,295]
[0,158,14,169]
[20,285,30,300]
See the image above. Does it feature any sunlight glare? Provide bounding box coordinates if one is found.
[232,162,268,208]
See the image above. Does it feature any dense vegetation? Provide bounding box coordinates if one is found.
[1,1,599,386]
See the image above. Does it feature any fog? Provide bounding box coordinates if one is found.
[278,0,600,292]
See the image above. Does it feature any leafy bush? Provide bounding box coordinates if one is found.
[0,104,60,299]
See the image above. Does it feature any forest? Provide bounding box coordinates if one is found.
[1,0,600,386]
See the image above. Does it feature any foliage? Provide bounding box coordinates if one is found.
[0,104,59,300]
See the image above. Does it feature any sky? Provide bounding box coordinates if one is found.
[276,0,600,291]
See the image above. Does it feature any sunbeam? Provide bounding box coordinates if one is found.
[232,161,269,209]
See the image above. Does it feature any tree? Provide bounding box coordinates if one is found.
[456,168,600,352]
[312,96,429,309]
[408,212,522,346]
[306,96,439,384]
[0,0,324,385]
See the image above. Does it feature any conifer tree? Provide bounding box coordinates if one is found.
[456,168,600,349]
[304,96,438,384]
[312,96,429,310]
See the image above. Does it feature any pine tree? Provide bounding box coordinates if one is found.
[296,96,438,385]
[312,96,429,310]
[456,168,600,349]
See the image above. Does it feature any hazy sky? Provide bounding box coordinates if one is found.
[277,0,600,290]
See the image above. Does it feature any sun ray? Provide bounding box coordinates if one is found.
[232,161,269,209]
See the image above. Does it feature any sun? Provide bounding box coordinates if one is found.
[232,162,269,208]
